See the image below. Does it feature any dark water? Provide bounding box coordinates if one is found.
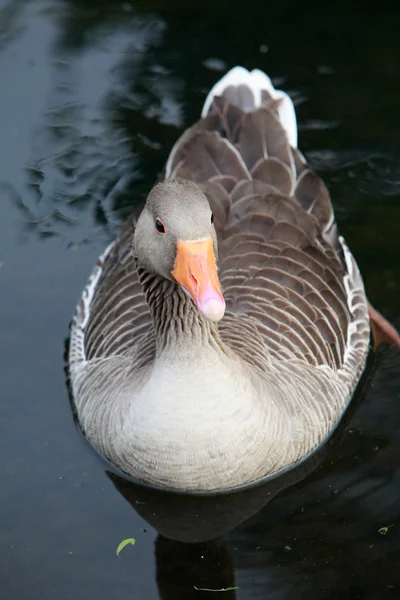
[1,1,400,598]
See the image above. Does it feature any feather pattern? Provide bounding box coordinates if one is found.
[69,67,376,493]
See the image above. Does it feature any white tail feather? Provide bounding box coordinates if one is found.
[201,66,261,116]
[201,66,298,148]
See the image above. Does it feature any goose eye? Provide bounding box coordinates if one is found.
[211,213,214,224]
[155,218,166,234]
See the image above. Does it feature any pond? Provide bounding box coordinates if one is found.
[1,1,400,598]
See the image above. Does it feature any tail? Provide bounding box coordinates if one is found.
[201,66,298,148]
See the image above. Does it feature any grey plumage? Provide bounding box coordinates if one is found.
[69,67,371,493]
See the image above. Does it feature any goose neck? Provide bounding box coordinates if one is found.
[137,267,225,354]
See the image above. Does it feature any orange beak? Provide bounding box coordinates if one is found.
[171,238,225,322]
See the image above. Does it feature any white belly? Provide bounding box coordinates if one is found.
[114,349,276,491]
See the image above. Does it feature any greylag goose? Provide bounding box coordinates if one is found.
[69,67,399,493]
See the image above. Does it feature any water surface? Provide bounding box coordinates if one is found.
[1,1,400,598]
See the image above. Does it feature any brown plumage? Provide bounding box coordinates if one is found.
[69,67,398,493]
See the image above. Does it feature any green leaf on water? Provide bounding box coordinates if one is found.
[116,538,136,557]
[194,586,239,592]
[378,524,394,535]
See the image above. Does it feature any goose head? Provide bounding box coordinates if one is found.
[133,179,226,322]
